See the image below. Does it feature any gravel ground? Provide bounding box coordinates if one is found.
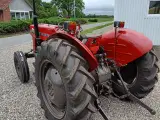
[0,42,160,120]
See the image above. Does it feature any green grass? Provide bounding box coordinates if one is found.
[83,17,114,24]
[81,22,113,35]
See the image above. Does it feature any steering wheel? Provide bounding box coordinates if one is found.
[58,22,64,30]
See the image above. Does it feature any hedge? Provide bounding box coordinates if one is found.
[88,19,98,22]
[0,18,87,35]
[0,20,30,34]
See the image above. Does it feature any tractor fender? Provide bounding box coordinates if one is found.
[48,32,98,71]
[100,28,153,66]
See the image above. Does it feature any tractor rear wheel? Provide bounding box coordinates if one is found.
[35,38,97,120]
[113,49,159,99]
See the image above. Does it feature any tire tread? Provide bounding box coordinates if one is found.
[35,38,97,120]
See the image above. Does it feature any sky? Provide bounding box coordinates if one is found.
[42,0,115,15]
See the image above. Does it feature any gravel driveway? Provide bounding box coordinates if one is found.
[0,42,160,120]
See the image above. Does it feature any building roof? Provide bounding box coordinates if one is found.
[0,0,12,10]
[25,0,33,9]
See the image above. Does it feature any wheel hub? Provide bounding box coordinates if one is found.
[14,58,22,79]
[41,62,66,119]
[45,68,66,109]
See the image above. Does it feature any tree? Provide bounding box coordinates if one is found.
[51,0,85,17]
[26,0,58,18]
[50,6,58,17]
[27,0,42,7]
[62,9,68,17]
[75,9,85,18]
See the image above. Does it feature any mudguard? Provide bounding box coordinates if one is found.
[30,24,98,71]
[31,24,152,70]
[100,28,153,66]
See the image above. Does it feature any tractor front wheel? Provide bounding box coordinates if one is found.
[113,49,159,99]
[14,51,30,83]
[35,38,97,120]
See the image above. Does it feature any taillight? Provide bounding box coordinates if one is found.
[119,21,125,28]
[68,22,77,31]
[114,21,125,28]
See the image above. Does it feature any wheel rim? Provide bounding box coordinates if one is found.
[40,60,66,119]
[119,62,138,88]
[14,56,22,79]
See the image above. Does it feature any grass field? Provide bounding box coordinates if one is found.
[84,17,114,24]
[81,22,113,35]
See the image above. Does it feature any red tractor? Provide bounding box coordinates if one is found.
[14,1,159,120]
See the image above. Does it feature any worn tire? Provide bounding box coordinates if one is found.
[14,51,30,83]
[35,38,97,120]
[113,49,159,99]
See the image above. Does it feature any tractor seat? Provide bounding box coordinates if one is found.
[79,35,88,41]
[79,35,89,44]
[80,34,101,40]
[79,34,101,44]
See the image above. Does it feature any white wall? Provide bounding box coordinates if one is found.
[114,0,160,45]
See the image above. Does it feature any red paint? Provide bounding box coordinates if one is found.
[30,24,60,51]
[85,36,102,54]
[68,22,77,31]
[119,22,125,28]
[30,24,98,71]
[30,24,153,71]
[85,28,152,66]
[99,28,152,66]
[53,32,98,71]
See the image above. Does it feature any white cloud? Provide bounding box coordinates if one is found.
[42,0,51,2]
[84,0,114,8]
[84,0,114,15]
[42,0,115,15]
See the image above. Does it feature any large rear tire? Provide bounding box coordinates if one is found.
[35,38,97,120]
[113,49,159,99]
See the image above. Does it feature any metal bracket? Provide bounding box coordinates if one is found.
[109,59,156,115]
[25,49,35,59]
[95,99,109,120]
